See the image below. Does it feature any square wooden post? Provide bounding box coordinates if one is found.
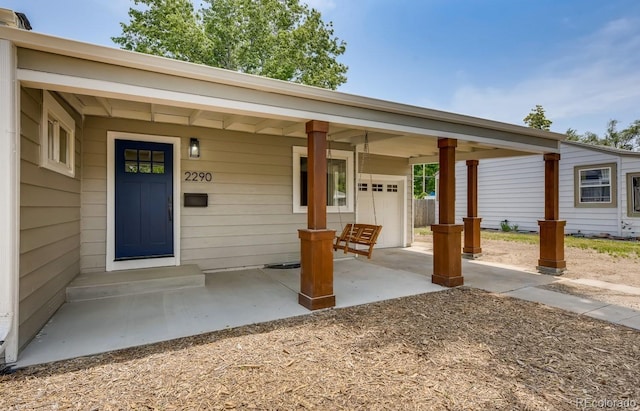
[431,138,463,287]
[298,120,336,310]
[537,153,566,274]
[463,160,482,258]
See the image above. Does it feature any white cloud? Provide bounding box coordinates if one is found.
[439,18,640,133]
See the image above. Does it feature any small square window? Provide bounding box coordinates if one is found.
[372,184,383,192]
[387,184,398,192]
[358,183,368,192]
[41,91,75,177]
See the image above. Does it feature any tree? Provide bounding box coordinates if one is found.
[413,163,438,199]
[523,105,552,130]
[113,0,348,89]
[566,119,640,151]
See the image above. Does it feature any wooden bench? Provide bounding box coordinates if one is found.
[333,223,382,259]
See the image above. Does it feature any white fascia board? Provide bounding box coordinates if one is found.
[0,39,20,363]
[17,69,561,154]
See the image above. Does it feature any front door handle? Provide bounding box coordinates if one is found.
[168,196,173,222]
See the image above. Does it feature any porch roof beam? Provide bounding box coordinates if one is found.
[409,148,536,164]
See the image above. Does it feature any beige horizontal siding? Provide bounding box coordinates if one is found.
[81,117,357,272]
[19,87,82,351]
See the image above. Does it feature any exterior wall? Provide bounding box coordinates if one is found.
[455,143,632,236]
[19,88,82,349]
[559,144,621,235]
[360,153,412,245]
[620,156,640,237]
[455,155,544,231]
[81,117,365,273]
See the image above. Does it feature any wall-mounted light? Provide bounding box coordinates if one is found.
[189,138,200,159]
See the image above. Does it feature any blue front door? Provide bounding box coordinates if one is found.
[115,140,174,260]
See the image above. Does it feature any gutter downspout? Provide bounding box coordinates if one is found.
[0,38,20,364]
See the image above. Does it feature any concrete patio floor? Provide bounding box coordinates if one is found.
[15,245,640,368]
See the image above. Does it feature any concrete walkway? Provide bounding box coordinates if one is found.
[390,245,640,331]
[15,246,640,368]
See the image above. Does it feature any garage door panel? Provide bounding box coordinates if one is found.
[357,177,404,248]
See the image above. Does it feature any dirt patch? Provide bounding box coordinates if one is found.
[416,234,640,310]
[1,289,639,410]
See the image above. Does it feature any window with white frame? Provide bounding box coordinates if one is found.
[292,146,354,213]
[574,163,616,207]
[628,173,640,217]
[41,91,75,177]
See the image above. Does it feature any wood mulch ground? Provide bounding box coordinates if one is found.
[2,288,639,410]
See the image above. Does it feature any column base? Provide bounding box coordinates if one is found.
[537,220,566,275]
[431,224,463,287]
[536,265,566,276]
[298,229,336,310]
[298,293,336,310]
[462,252,483,260]
[431,274,464,287]
[462,217,482,255]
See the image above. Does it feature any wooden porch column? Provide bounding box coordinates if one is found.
[463,160,482,258]
[431,138,464,287]
[537,153,566,274]
[298,120,336,310]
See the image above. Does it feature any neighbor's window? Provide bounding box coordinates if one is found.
[627,173,640,217]
[293,146,354,213]
[574,163,616,208]
[41,91,75,177]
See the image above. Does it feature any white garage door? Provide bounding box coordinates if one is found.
[356,176,405,248]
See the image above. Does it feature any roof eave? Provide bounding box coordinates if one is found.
[1,26,565,144]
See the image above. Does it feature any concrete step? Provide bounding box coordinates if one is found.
[66,264,205,302]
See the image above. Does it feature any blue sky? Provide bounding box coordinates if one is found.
[4,0,640,136]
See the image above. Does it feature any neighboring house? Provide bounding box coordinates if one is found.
[0,17,566,363]
[454,141,640,237]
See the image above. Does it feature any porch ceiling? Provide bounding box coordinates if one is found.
[57,91,545,162]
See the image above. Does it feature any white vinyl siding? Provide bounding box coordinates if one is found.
[560,146,620,235]
[19,88,81,350]
[455,155,544,231]
[455,143,630,236]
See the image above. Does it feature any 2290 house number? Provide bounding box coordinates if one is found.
[184,171,213,182]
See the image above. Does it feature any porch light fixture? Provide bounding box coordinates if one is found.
[189,138,200,159]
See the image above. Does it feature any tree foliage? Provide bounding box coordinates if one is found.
[113,0,348,89]
[566,119,640,151]
[413,163,438,199]
[523,105,552,131]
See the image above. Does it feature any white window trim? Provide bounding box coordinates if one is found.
[574,163,617,208]
[41,91,75,177]
[106,132,181,272]
[292,146,354,213]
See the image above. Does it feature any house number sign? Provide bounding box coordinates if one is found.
[184,171,213,182]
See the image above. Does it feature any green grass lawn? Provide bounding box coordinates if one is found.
[414,227,640,258]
